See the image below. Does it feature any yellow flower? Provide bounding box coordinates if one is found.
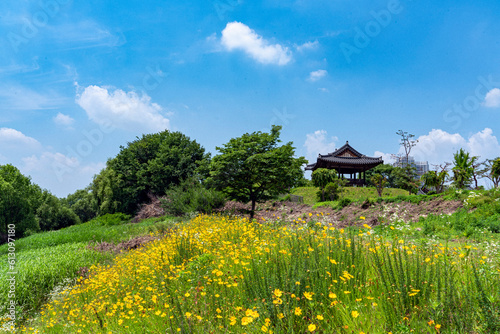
[308,324,317,332]
[229,316,237,325]
[360,216,366,220]
[294,307,302,316]
[241,316,253,325]
[351,310,359,318]
[277,313,285,319]
[304,292,314,301]
[316,315,324,320]
[273,289,283,298]
[184,292,190,297]
[435,324,441,330]
[185,312,192,319]
[329,292,337,299]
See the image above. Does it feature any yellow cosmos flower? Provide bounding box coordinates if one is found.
[351,311,359,318]
[294,307,302,316]
[308,324,317,332]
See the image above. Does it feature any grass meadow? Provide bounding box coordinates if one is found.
[12,210,500,334]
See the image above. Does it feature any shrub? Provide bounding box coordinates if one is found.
[94,213,131,226]
[161,180,226,216]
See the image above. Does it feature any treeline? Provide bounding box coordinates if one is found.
[1,126,307,241]
[0,164,79,243]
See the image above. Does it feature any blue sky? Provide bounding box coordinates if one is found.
[1,0,500,197]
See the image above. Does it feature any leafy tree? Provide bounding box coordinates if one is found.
[394,130,419,194]
[312,168,339,201]
[492,158,500,187]
[365,164,398,188]
[62,188,98,223]
[94,130,210,214]
[37,190,80,231]
[452,149,474,189]
[421,165,448,194]
[393,166,418,194]
[209,125,307,219]
[0,165,42,241]
[370,173,387,197]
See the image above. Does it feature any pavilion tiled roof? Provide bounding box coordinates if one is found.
[305,141,383,171]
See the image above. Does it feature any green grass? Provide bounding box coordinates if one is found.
[0,214,178,324]
[292,186,408,205]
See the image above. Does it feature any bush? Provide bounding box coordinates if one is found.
[161,180,226,216]
[93,213,131,226]
[336,198,352,209]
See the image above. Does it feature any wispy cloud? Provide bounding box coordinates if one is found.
[46,20,126,50]
[296,40,319,52]
[0,84,65,110]
[221,22,292,65]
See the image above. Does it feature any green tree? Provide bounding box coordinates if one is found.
[490,158,500,188]
[395,130,419,194]
[94,130,210,214]
[0,177,38,242]
[421,166,448,194]
[365,164,398,188]
[370,173,388,197]
[452,149,474,189]
[37,190,80,231]
[312,168,339,201]
[209,126,306,219]
[62,188,98,223]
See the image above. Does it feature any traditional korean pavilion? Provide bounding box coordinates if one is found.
[305,141,383,186]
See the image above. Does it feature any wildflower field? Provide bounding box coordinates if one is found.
[18,212,500,334]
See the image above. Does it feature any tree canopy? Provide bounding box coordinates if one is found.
[209,125,306,218]
[93,130,210,214]
[452,148,474,189]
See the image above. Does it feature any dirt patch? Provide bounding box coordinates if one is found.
[226,197,464,228]
[88,235,157,254]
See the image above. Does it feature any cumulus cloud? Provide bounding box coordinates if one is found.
[308,69,327,82]
[374,151,394,164]
[76,85,169,132]
[484,88,500,108]
[53,112,75,128]
[221,22,292,65]
[304,130,338,163]
[395,128,500,168]
[0,128,41,149]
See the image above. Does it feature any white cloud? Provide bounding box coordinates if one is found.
[21,152,105,197]
[466,128,500,159]
[483,88,500,108]
[308,69,327,82]
[374,151,394,164]
[0,128,41,149]
[76,85,170,133]
[296,40,319,52]
[53,113,75,128]
[304,130,338,163]
[221,22,292,65]
[403,128,500,167]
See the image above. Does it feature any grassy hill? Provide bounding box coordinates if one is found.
[2,188,500,333]
[291,186,408,205]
